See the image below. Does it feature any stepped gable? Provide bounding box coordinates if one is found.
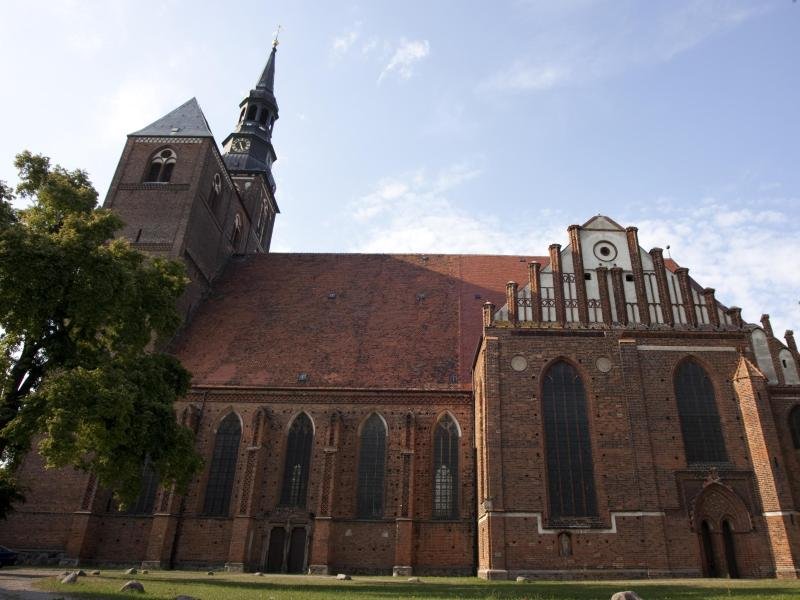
[172,253,544,388]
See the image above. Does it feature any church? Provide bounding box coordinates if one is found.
[4,43,800,580]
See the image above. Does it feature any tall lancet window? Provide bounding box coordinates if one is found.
[790,406,800,449]
[542,361,598,520]
[357,414,387,519]
[675,360,727,464]
[280,413,314,507]
[433,414,460,519]
[203,413,241,516]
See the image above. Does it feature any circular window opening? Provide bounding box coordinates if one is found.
[593,241,618,261]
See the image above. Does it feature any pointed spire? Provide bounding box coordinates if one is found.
[733,354,767,382]
[256,44,277,92]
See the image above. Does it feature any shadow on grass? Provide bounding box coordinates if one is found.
[37,573,800,600]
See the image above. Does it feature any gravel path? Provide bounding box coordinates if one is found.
[0,569,65,600]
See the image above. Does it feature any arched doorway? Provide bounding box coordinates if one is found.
[262,523,311,574]
[265,527,286,573]
[287,527,308,573]
[691,482,752,578]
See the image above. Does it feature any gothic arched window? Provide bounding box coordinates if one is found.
[433,413,460,519]
[280,413,314,507]
[357,414,387,519]
[231,214,243,250]
[208,173,222,211]
[127,457,159,515]
[246,104,258,121]
[202,413,242,516]
[542,361,598,520]
[675,360,727,464]
[144,148,176,183]
[789,406,800,449]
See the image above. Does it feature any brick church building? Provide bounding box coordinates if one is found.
[4,44,800,579]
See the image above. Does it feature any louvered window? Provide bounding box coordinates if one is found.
[790,406,800,449]
[280,413,314,507]
[127,457,159,515]
[357,414,387,518]
[202,413,241,516]
[675,360,727,464]
[542,361,598,520]
[433,414,459,519]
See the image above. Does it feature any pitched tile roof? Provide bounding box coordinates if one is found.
[130,98,213,138]
[172,253,546,389]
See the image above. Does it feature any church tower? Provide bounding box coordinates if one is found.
[220,39,281,252]
[102,45,281,321]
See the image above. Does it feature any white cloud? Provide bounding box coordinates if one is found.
[378,39,430,83]
[332,28,360,58]
[480,0,769,94]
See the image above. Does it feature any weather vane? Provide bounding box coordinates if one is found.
[273,25,282,48]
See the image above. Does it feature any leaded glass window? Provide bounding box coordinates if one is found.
[280,413,314,507]
[127,457,159,515]
[433,414,459,519]
[790,406,800,449]
[675,360,727,464]
[144,148,176,183]
[542,361,598,520]
[357,414,386,518]
[202,413,241,516]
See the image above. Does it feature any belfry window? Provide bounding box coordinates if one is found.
[202,413,241,516]
[258,108,269,125]
[357,414,387,519]
[208,173,222,210]
[280,413,314,507]
[789,406,800,449]
[674,360,727,464]
[542,361,598,520]
[246,105,258,121]
[433,413,460,519]
[144,148,176,183]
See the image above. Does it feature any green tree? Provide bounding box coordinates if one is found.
[0,151,202,518]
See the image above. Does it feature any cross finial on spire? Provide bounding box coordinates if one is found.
[273,24,282,48]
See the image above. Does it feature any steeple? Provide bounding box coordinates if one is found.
[221,39,280,193]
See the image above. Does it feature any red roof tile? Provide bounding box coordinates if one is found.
[172,253,546,389]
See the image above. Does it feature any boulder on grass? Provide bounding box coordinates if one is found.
[516,576,530,583]
[611,592,643,600]
[207,571,215,575]
[408,576,421,583]
[124,567,137,575]
[90,570,101,576]
[120,580,145,593]
[336,573,351,580]
[254,572,263,576]
[60,572,78,584]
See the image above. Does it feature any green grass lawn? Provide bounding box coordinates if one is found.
[34,569,800,600]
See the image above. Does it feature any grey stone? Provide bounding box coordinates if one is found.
[254,571,263,576]
[124,567,137,575]
[120,580,145,593]
[60,572,78,584]
[516,576,530,583]
[207,570,215,575]
[611,592,643,600]
[91,570,101,576]
[336,573,351,580]
[141,569,149,574]
[407,576,421,583]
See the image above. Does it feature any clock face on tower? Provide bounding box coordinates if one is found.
[230,137,251,153]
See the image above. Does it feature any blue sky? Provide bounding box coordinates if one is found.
[1,0,798,336]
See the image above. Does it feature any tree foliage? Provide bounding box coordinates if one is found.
[0,151,202,517]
